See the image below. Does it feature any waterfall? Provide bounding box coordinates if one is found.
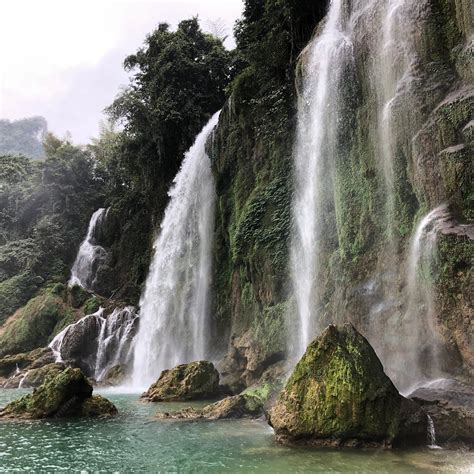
[289,0,448,390]
[427,415,441,449]
[375,0,416,237]
[290,0,353,356]
[69,208,108,291]
[50,306,138,381]
[131,111,220,387]
[394,205,449,392]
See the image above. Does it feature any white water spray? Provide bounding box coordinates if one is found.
[131,111,220,387]
[395,204,450,392]
[290,0,353,356]
[69,208,108,290]
[50,307,138,381]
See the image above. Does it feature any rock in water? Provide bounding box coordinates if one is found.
[0,367,117,419]
[141,361,220,402]
[268,324,425,447]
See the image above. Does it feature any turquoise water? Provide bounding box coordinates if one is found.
[0,389,473,473]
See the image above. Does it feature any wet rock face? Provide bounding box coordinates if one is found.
[0,367,117,419]
[410,378,474,447]
[268,324,426,447]
[141,361,220,402]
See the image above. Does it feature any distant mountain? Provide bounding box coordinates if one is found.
[0,116,47,159]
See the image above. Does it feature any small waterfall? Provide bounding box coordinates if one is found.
[427,415,441,449]
[50,306,138,381]
[394,205,449,392]
[131,111,220,387]
[94,307,138,381]
[69,208,108,290]
[290,0,353,356]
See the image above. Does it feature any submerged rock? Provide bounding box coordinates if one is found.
[156,382,276,421]
[0,367,117,419]
[268,324,426,447]
[142,361,220,402]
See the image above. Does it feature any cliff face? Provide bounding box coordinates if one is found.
[210,0,473,388]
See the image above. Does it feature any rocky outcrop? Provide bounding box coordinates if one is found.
[142,361,220,402]
[21,363,66,388]
[0,347,60,388]
[156,382,276,421]
[0,367,117,419]
[0,347,54,378]
[410,379,474,447]
[49,306,138,380]
[268,325,426,447]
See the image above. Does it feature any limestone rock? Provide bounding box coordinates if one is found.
[22,363,66,388]
[79,395,118,417]
[268,324,426,447]
[141,361,220,402]
[156,381,278,420]
[410,379,474,447]
[0,367,117,419]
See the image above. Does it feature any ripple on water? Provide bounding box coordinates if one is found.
[0,390,473,472]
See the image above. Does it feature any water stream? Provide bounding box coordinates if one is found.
[131,111,220,387]
[69,208,108,291]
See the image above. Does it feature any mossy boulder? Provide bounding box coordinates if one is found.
[156,394,264,421]
[0,367,117,419]
[22,363,66,388]
[0,292,65,357]
[79,395,118,418]
[156,382,277,421]
[141,361,220,402]
[268,324,426,447]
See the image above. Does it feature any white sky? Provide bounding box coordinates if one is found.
[0,0,243,143]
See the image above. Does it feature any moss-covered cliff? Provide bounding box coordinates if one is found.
[210,0,473,388]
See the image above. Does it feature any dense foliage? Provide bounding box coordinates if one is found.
[0,117,47,160]
[82,18,235,301]
[231,0,328,135]
[107,18,234,196]
[0,136,103,322]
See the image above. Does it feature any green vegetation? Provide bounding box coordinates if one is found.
[0,136,104,321]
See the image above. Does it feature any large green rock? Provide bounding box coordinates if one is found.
[0,367,117,419]
[268,324,426,447]
[141,361,220,402]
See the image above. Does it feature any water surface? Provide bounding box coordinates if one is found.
[0,389,472,472]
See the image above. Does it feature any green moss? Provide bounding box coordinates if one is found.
[1,368,93,419]
[269,325,409,442]
[0,272,41,325]
[82,296,102,315]
[0,291,65,357]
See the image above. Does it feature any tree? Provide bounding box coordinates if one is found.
[106,18,233,195]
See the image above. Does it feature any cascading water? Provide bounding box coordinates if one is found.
[289,0,448,389]
[427,415,441,449]
[394,205,450,392]
[50,306,138,381]
[131,111,220,387]
[290,0,353,356]
[69,208,108,290]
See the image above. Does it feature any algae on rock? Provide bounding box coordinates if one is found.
[141,361,220,402]
[269,324,426,447]
[0,367,117,419]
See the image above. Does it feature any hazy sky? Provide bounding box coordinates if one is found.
[0,0,243,143]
